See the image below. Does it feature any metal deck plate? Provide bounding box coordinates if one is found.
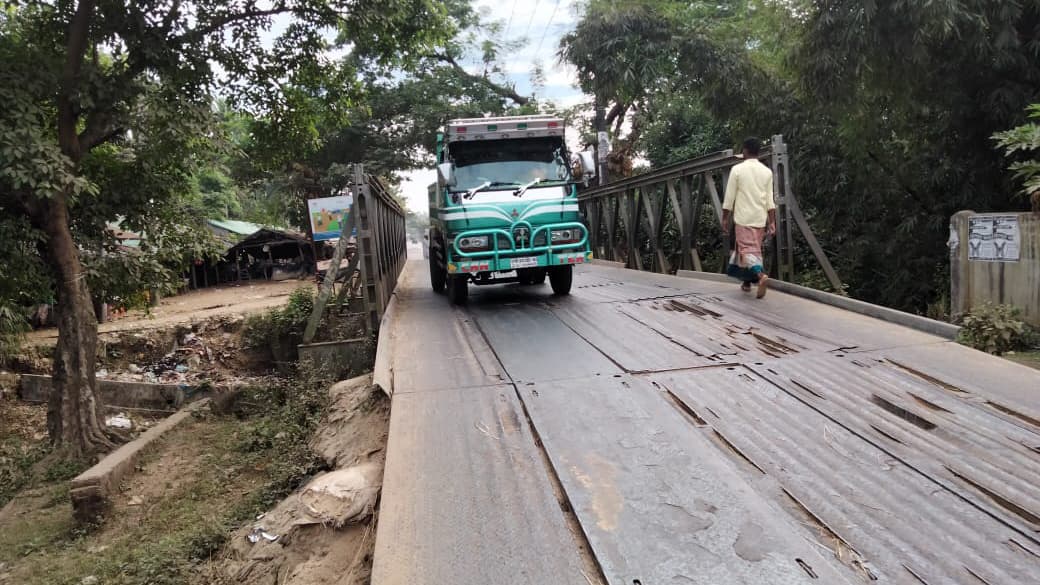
[518,374,854,585]
[372,385,590,585]
[655,365,1040,584]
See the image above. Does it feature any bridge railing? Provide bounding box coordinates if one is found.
[304,164,407,343]
[355,169,408,333]
[578,135,842,290]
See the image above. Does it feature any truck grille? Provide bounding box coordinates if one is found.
[513,226,530,248]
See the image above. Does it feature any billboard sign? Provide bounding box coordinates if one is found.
[308,195,354,241]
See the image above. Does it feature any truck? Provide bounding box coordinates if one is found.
[427,115,597,304]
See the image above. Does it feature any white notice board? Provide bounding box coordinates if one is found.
[967,215,1020,262]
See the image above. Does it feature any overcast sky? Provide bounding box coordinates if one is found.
[397,0,587,213]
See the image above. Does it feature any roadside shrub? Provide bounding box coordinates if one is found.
[241,288,315,365]
[227,360,334,508]
[0,301,29,366]
[957,303,1030,355]
[0,442,48,508]
[242,287,314,347]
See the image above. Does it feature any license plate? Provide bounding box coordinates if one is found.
[509,256,540,269]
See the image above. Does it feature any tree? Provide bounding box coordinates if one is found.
[562,0,1040,311]
[227,0,543,233]
[0,1,452,457]
[994,104,1040,212]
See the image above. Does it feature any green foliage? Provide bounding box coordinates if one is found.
[40,457,90,483]
[993,104,1040,205]
[0,442,49,509]
[957,303,1030,356]
[0,301,30,366]
[229,364,334,501]
[243,287,315,345]
[563,0,1040,312]
[0,215,50,346]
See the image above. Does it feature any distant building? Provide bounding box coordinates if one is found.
[205,219,265,242]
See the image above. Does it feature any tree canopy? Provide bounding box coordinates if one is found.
[0,0,475,456]
[3,0,1037,456]
[560,0,1040,312]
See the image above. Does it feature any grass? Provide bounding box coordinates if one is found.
[0,402,50,508]
[0,365,334,585]
[1006,349,1040,371]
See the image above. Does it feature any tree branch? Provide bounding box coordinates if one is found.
[432,52,530,105]
[177,5,297,43]
[604,102,625,126]
[162,0,182,31]
[79,119,125,151]
[58,0,97,161]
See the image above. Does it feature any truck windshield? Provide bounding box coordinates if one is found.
[448,137,570,192]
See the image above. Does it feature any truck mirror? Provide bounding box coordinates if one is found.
[437,162,457,187]
[579,150,597,179]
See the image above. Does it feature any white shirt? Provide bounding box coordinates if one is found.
[723,158,775,228]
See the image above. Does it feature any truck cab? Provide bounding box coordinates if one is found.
[427,115,596,304]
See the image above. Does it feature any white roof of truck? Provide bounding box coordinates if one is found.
[444,115,565,142]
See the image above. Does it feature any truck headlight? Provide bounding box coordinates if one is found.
[550,229,579,244]
[458,235,489,250]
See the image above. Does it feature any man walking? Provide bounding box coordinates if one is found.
[722,138,776,298]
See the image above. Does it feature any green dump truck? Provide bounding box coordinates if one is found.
[427,115,597,304]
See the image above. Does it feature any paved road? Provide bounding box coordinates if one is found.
[372,260,1040,585]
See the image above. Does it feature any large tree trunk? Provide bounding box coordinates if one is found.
[43,193,114,458]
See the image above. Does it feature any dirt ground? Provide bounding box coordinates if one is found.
[0,376,388,585]
[2,285,385,585]
[27,279,315,343]
[202,375,389,585]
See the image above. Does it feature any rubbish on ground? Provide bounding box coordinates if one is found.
[105,413,132,429]
[96,369,109,379]
[128,364,142,373]
[295,463,383,528]
[247,527,279,544]
[127,495,143,506]
[175,364,189,373]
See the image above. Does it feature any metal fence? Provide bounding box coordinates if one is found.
[303,164,407,343]
[578,135,841,290]
[354,168,408,332]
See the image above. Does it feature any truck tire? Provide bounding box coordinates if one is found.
[448,275,469,305]
[549,265,573,296]
[429,254,445,293]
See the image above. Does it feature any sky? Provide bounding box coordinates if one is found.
[397,0,587,213]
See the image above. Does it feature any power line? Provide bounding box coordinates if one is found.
[534,0,561,58]
[522,0,541,39]
[502,0,519,38]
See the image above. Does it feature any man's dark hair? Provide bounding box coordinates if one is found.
[742,137,761,156]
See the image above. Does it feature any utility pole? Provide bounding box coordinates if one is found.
[594,97,608,186]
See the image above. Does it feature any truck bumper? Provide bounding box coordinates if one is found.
[446,222,591,274]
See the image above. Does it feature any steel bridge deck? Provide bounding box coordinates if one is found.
[371,260,1040,585]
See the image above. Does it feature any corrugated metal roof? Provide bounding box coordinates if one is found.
[206,218,264,236]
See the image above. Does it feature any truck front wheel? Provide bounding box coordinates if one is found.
[549,266,573,296]
[447,274,469,305]
[429,254,445,293]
